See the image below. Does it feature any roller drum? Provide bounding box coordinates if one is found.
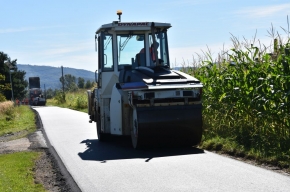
[131,104,202,148]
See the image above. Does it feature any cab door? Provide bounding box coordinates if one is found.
[98,31,117,134]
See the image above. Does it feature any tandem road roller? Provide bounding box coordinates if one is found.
[88,11,203,148]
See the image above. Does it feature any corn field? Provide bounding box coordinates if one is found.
[186,33,290,162]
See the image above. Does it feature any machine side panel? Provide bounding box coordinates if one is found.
[110,85,123,135]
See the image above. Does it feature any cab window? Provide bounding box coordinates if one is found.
[117,34,145,70]
[103,33,114,71]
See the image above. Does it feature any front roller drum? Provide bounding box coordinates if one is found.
[131,104,203,149]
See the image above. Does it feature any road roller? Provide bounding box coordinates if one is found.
[87,11,203,148]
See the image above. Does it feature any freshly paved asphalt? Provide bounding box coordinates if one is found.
[34,106,290,192]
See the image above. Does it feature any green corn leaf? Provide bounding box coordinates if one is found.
[219,93,226,102]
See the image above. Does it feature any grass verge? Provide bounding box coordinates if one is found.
[0,102,47,190]
[0,151,46,192]
[46,89,88,113]
[0,104,36,138]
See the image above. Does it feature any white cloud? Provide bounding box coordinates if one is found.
[236,3,290,18]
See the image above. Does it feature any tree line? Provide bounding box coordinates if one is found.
[45,74,95,99]
[0,51,95,102]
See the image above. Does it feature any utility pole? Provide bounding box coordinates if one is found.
[4,62,14,102]
[61,66,65,102]
[61,66,64,93]
[44,84,46,99]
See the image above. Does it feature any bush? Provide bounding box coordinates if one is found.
[0,93,6,102]
[75,95,87,109]
[54,91,66,104]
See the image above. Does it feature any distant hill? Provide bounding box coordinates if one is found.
[17,64,95,90]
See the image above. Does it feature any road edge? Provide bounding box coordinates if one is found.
[32,107,82,192]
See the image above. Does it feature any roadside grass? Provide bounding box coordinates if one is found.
[0,151,45,192]
[0,102,36,137]
[46,89,88,113]
[0,101,47,190]
[200,137,290,173]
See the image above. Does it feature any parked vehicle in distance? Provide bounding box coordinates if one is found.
[29,77,46,106]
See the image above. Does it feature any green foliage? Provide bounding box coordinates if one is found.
[54,90,66,104]
[0,51,28,100]
[0,93,6,102]
[0,152,46,192]
[45,88,56,99]
[192,36,290,167]
[75,94,87,109]
[12,69,28,100]
[46,89,88,112]
[85,79,92,89]
[78,77,85,88]
[0,74,10,94]
[60,74,78,92]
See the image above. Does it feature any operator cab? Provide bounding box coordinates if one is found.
[95,18,171,74]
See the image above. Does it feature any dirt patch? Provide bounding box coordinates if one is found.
[0,131,72,192]
[0,137,30,154]
[0,130,30,142]
[34,150,72,192]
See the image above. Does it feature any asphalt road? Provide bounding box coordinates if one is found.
[34,106,290,192]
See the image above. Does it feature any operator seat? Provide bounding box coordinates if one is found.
[133,53,146,68]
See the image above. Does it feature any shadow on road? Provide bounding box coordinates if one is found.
[78,136,204,162]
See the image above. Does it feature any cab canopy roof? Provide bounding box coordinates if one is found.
[96,21,171,33]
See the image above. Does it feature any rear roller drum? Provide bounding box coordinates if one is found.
[131,107,143,149]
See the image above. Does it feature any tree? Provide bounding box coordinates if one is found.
[59,74,78,92]
[45,88,57,99]
[0,74,9,101]
[0,51,28,100]
[77,77,85,88]
[12,70,28,100]
[85,80,92,89]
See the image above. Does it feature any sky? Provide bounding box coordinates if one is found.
[1,0,290,72]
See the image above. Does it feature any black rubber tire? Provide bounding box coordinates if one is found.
[131,121,139,149]
[131,107,142,149]
[97,115,109,142]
